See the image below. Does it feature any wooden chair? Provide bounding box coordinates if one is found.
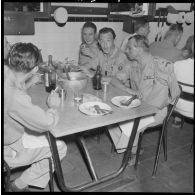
[4,157,54,192]
[134,89,181,177]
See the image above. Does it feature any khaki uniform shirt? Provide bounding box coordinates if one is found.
[98,46,129,77]
[4,66,59,145]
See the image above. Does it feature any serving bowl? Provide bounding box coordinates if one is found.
[58,72,88,93]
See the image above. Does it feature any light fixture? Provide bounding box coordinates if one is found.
[54,7,68,27]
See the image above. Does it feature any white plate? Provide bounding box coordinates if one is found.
[111,96,141,108]
[79,101,112,116]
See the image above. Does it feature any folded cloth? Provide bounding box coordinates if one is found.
[22,131,63,149]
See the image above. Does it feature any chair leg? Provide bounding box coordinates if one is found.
[180,116,185,129]
[4,161,11,192]
[190,135,194,152]
[48,158,54,192]
[134,132,143,169]
[152,126,164,177]
[162,126,167,161]
[111,144,115,153]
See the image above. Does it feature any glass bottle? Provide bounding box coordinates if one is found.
[45,55,56,93]
[92,65,102,90]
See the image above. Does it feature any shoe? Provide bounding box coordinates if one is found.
[9,181,30,192]
[116,147,144,155]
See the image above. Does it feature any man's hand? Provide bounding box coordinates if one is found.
[25,73,42,89]
[126,88,142,99]
[47,91,61,108]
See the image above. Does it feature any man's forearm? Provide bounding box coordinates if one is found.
[110,77,137,95]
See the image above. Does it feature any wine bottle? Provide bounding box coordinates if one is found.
[92,65,102,90]
[45,55,56,93]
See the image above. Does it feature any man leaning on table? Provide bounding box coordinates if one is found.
[108,35,180,165]
[4,37,67,192]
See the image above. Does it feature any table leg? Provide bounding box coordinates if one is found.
[47,117,141,191]
[76,136,99,181]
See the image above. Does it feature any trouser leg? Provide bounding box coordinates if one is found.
[4,139,67,188]
[108,116,155,153]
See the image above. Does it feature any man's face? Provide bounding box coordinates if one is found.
[4,37,11,60]
[125,38,139,60]
[98,32,115,54]
[82,27,96,45]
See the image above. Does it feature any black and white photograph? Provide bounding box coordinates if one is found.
[3,2,194,192]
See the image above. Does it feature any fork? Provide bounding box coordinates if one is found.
[120,95,138,106]
[94,105,113,114]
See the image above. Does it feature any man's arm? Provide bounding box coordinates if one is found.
[111,75,141,97]
[9,93,59,133]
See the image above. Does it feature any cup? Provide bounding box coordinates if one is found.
[102,81,109,93]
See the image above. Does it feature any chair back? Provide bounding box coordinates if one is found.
[178,82,194,103]
[163,85,182,128]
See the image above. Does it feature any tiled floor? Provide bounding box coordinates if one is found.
[10,117,194,192]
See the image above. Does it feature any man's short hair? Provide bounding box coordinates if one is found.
[8,42,40,73]
[82,22,97,33]
[98,27,116,39]
[134,19,149,32]
[164,24,183,39]
[129,34,149,52]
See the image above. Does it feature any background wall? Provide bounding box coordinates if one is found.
[6,3,194,62]
[7,19,194,62]
[7,22,124,62]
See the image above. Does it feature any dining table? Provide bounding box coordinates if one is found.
[28,78,158,192]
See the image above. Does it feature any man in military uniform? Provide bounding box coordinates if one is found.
[108,35,180,165]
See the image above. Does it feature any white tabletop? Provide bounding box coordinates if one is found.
[28,80,158,138]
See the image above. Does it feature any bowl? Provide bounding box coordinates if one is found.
[58,72,88,93]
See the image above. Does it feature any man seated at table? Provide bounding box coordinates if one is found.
[182,35,194,59]
[173,41,194,128]
[108,35,180,165]
[78,22,100,71]
[79,27,129,80]
[120,18,150,52]
[149,24,184,63]
[4,38,67,191]
[97,27,129,78]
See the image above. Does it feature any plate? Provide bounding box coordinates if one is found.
[111,96,141,108]
[79,101,112,116]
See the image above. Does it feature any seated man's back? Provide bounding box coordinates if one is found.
[174,57,194,118]
[149,24,184,63]
[149,40,184,62]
